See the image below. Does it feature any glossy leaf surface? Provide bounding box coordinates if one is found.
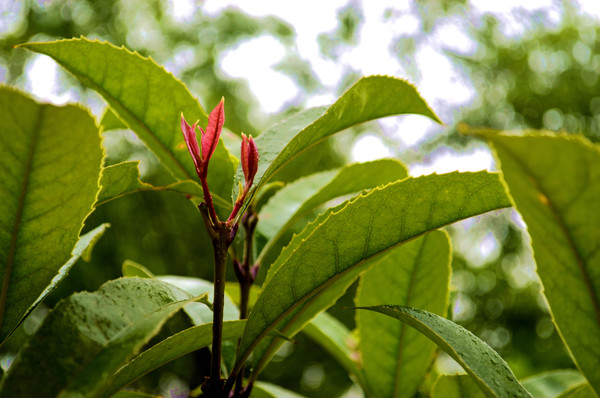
[257,159,408,264]
[234,171,510,375]
[0,278,195,398]
[356,305,531,398]
[0,87,102,343]
[356,230,451,398]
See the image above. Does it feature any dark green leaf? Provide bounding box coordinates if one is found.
[477,131,600,394]
[0,87,102,343]
[0,278,196,398]
[102,320,246,397]
[234,171,510,377]
[20,38,235,213]
[356,231,451,398]
[356,305,531,398]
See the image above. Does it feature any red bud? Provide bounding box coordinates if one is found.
[241,133,259,187]
[180,113,203,177]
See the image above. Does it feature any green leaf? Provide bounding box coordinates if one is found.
[356,230,451,398]
[15,223,110,338]
[158,275,239,325]
[102,320,246,397]
[20,38,235,213]
[302,312,366,391]
[0,277,196,398]
[96,161,204,206]
[122,259,155,278]
[257,159,408,266]
[0,87,102,343]
[233,171,510,377]
[99,107,126,132]
[521,370,587,398]
[556,384,597,398]
[432,375,485,398]
[251,381,308,398]
[355,306,531,398]
[245,76,441,192]
[477,132,600,394]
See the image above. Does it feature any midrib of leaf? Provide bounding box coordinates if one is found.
[0,106,43,331]
[393,239,426,398]
[498,141,600,328]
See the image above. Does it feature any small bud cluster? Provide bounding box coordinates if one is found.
[180,98,259,225]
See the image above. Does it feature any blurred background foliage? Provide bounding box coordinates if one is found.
[1,0,596,396]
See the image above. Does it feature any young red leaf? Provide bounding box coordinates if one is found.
[201,98,225,168]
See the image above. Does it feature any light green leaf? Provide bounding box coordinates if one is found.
[356,230,451,398]
[96,161,204,206]
[102,320,246,397]
[522,370,587,398]
[302,312,366,391]
[0,277,196,398]
[245,76,441,193]
[257,159,408,267]
[20,38,235,213]
[432,375,485,398]
[158,275,238,325]
[478,132,600,394]
[99,107,126,132]
[234,171,510,377]
[122,260,155,278]
[0,87,102,343]
[251,381,308,398]
[557,384,597,398]
[356,306,531,398]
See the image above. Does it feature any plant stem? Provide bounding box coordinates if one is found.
[210,227,229,390]
[199,205,232,396]
[232,209,258,397]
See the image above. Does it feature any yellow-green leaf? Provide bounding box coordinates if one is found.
[477,131,600,394]
[20,38,235,213]
[356,231,451,398]
[0,87,102,343]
